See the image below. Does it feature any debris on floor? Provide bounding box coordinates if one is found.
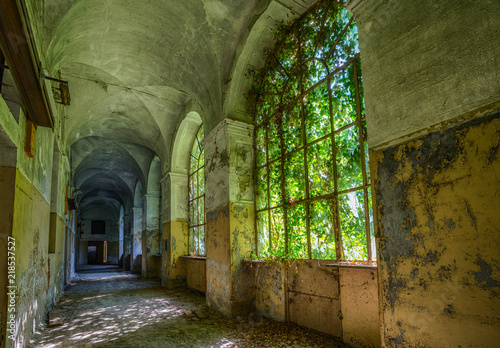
[29,269,348,347]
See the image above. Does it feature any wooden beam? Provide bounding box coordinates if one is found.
[0,0,54,128]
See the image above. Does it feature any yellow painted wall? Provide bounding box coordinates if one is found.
[9,169,51,347]
[373,114,500,347]
[186,257,206,293]
[247,260,381,347]
[161,221,188,287]
[339,267,380,348]
[0,166,16,348]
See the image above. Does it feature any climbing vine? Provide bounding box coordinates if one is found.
[251,0,375,262]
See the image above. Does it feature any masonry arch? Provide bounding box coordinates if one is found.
[161,111,204,288]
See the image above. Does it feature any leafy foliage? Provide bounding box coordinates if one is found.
[252,0,374,261]
[188,125,205,256]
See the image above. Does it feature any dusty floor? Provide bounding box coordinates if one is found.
[29,266,347,348]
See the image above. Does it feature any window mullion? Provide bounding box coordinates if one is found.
[327,76,342,261]
[353,59,372,261]
[298,26,312,260]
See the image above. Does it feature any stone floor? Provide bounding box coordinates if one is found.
[29,266,347,348]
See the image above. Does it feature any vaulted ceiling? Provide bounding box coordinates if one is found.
[35,0,261,217]
[22,0,315,220]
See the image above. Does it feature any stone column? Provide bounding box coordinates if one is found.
[123,214,131,271]
[130,207,143,273]
[161,173,189,288]
[204,119,255,317]
[118,216,124,267]
[142,193,160,278]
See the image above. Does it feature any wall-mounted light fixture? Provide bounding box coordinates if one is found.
[41,73,71,106]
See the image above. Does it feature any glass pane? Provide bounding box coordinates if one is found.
[193,226,199,255]
[331,67,357,130]
[189,227,195,254]
[190,142,201,174]
[287,204,308,259]
[305,83,331,143]
[199,166,205,195]
[256,125,267,167]
[256,167,268,210]
[189,200,194,225]
[339,191,367,261]
[189,173,196,201]
[268,121,281,161]
[363,120,370,182]
[285,151,305,203]
[310,199,336,260]
[270,208,286,257]
[282,103,302,152]
[199,225,205,256]
[257,211,270,258]
[303,59,329,91]
[336,125,363,191]
[198,196,204,224]
[316,2,343,59]
[269,160,282,208]
[193,199,199,226]
[325,10,359,67]
[307,138,334,198]
[368,187,376,261]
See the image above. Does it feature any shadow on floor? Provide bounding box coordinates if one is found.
[29,270,347,348]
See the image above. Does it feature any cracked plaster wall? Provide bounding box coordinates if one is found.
[1,92,70,347]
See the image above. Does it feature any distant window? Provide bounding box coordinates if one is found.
[92,220,106,234]
[188,125,205,256]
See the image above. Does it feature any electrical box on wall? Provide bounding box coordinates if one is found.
[25,119,36,157]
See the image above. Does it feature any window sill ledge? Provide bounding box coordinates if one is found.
[325,263,377,269]
[180,255,206,260]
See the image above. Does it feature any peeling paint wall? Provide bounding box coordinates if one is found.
[142,194,161,278]
[162,221,188,288]
[339,267,380,348]
[245,260,380,347]
[186,257,206,293]
[0,97,69,347]
[161,172,189,288]
[287,261,342,337]
[373,113,500,347]
[249,261,286,322]
[10,169,51,347]
[204,119,255,318]
[0,167,16,348]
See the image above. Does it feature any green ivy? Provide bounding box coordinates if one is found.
[252,0,375,262]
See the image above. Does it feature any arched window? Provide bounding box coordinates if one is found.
[188,124,205,256]
[253,0,375,262]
